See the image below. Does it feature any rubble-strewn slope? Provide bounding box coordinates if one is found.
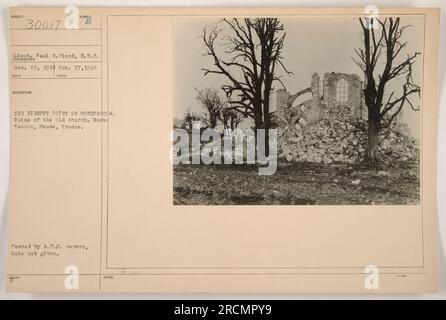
[277,105,419,165]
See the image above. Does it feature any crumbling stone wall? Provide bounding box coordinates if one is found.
[323,72,364,118]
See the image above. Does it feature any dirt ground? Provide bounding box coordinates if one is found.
[173,162,420,205]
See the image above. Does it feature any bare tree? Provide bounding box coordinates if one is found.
[202,18,291,154]
[195,87,225,129]
[182,111,203,130]
[353,17,421,162]
[220,106,243,130]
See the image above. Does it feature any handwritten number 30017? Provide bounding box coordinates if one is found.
[25,19,61,30]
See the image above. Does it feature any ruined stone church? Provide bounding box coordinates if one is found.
[275,71,411,133]
[273,72,413,164]
[275,72,366,127]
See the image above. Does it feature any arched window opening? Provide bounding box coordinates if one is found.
[318,79,324,98]
[336,78,349,102]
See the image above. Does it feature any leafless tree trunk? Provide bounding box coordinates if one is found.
[353,17,421,163]
[220,106,242,130]
[202,18,291,155]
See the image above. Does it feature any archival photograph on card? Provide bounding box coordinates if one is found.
[172,16,424,205]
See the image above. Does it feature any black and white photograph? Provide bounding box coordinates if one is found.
[173,15,423,205]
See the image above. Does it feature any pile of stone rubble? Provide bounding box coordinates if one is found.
[277,106,419,165]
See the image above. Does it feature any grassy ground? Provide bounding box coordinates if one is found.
[173,162,419,205]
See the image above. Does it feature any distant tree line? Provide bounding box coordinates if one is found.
[174,87,242,131]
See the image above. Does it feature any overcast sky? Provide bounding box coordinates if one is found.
[173,15,424,138]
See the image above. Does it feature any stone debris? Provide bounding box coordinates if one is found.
[277,105,419,165]
[377,171,390,177]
